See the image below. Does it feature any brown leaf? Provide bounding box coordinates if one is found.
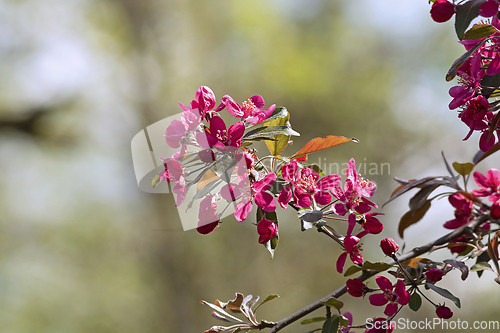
[197,169,219,192]
[292,135,357,158]
[384,177,437,207]
[401,258,432,268]
[226,293,244,312]
[398,200,432,239]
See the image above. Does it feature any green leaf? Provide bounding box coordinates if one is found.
[151,174,161,188]
[243,125,300,140]
[343,265,362,277]
[301,317,327,325]
[241,136,277,142]
[340,315,349,329]
[409,292,422,312]
[304,330,322,333]
[321,297,343,310]
[452,162,474,176]
[446,38,488,81]
[470,261,493,271]
[426,283,461,308]
[455,0,487,40]
[263,110,291,156]
[463,24,500,40]
[398,200,432,239]
[361,261,394,271]
[321,316,339,333]
[254,294,279,312]
[343,261,393,277]
[261,106,289,123]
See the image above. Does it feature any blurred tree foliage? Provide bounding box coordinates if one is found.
[0,1,498,333]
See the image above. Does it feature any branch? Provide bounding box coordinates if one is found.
[266,215,489,333]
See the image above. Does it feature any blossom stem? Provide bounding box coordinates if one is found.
[416,287,437,307]
[266,215,489,333]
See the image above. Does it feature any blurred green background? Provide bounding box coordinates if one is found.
[0,0,498,332]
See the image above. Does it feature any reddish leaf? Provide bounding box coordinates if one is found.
[401,257,432,269]
[384,177,437,207]
[398,200,432,239]
[292,136,357,158]
[473,143,500,165]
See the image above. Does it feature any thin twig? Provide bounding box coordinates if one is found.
[266,215,489,333]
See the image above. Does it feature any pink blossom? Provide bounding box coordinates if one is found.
[449,55,484,110]
[443,193,473,229]
[222,94,276,125]
[449,235,471,254]
[368,277,410,316]
[331,159,377,214]
[380,238,399,256]
[159,158,186,206]
[436,305,453,319]
[479,130,497,152]
[425,268,444,282]
[491,201,500,219]
[472,169,500,202]
[165,119,187,148]
[361,212,384,234]
[228,173,277,222]
[180,86,224,120]
[430,0,455,23]
[257,219,278,244]
[479,0,499,17]
[346,278,369,298]
[278,160,341,208]
[459,96,490,141]
[336,235,363,273]
[196,116,245,151]
[196,195,219,234]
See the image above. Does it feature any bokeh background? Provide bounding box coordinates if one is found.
[0,0,498,332]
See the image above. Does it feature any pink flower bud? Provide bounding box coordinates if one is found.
[491,202,500,219]
[196,86,216,113]
[380,238,399,256]
[430,0,455,23]
[425,268,444,282]
[436,305,453,319]
[346,278,367,297]
[257,219,278,244]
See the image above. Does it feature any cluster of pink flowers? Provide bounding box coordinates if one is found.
[344,237,455,326]
[159,86,384,250]
[445,169,500,234]
[430,0,500,151]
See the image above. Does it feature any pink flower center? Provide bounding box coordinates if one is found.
[385,291,397,303]
[358,175,371,188]
[242,99,256,118]
[216,129,228,143]
[297,174,316,193]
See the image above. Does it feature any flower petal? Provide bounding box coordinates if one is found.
[369,293,388,306]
